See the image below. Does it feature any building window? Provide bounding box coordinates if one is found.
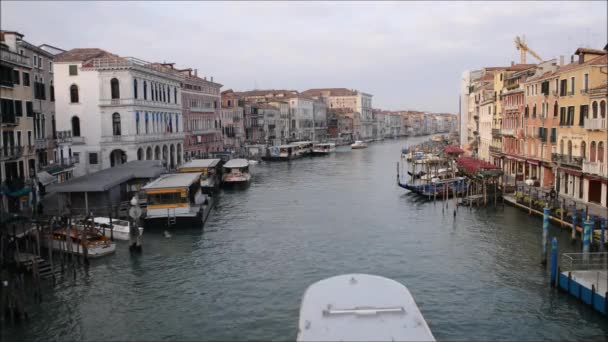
[26,101,33,117]
[70,84,79,103]
[49,60,53,72]
[14,100,22,117]
[112,113,121,136]
[23,72,30,86]
[143,81,148,100]
[13,70,20,85]
[50,81,55,102]
[570,77,575,95]
[581,141,587,160]
[553,102,558,117]
[560,79,567,96]
[601,100,606,118]
[174,88,177,104]
[136,112,140,135]
[567,107,575,126]
[89,152,98,165]
[69,65,78,76]
[145,112,149,134]
[579,105,588,126]
[590,141,596,162]
[133,79,138,99]
[598,142,605,163]
[52,115,56,139]
[72,116,81,137]
[592,101,598,118]
[28,131,32,147]
[111,78,120,99]
[584,74,588,92]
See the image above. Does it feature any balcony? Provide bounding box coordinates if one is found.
[584,118,607,131]
[1,115,19,127]
[489,146,502,154]
[0,146,23,161]
[583,161,607,177]
[551,153,583,168]
[99,98,180,110]
[501,128,515,136]
[190,106,215,113]
[191,128,219,135]
[0,49,30,67]
[491,128,502,137]
[101,132,186,144]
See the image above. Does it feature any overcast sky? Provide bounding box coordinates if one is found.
[2,1,606,112]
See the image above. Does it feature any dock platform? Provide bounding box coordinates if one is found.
[558,253,608,316]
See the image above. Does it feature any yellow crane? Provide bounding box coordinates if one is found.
[514,35,543,64]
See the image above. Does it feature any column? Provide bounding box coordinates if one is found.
[601,183,607,208]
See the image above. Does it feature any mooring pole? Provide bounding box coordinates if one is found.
[571,210,578,243]
[550,237,558,288]
[583,220,592,262]
[600,218,606,253]
[542,207,549,265]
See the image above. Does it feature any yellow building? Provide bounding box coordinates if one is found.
[554,48,607,208]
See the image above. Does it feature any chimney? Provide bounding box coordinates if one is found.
[194,69,198,77]
[511,61,515,66]
[210,76,213,82]
[203,76,207,81]
[559,55,564,66]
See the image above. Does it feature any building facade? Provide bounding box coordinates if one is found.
[54,49,185,177]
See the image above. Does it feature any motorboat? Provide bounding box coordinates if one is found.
[142,173,207,227]
[312,143,336,155]
[92,217,131,241]
[222,159,252,186]
[297,274,435,341]
[48,227,116,258]
[351,141,368,149]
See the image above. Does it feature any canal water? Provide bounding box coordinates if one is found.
[5,136,608,341]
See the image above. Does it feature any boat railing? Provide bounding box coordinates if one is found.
[561,253,608,272]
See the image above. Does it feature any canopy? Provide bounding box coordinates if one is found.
[37,171,57,186]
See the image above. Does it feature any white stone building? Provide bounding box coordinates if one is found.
[287,96,314,141]
[53,49,185,177]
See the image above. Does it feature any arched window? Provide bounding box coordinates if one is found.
[590,141,596,162]
[133,79,138,99]
[567,140,572,160]
[137,148,143,160]
[553,102,558,117]
[176,114,179,133]
[592,101,598,118]
[532,104,536,117]
[560,139,564,155]
[162,85,166,103]
[70,84,79,103]
[143,81,148,100]
[167,86,171,103]
[145,112,149,134]
[111,78,120,99]
[71,116,80,137]
[112,113,121,136]
[581,141,586,160]
[601,100,606,119]
[598,142,605,163]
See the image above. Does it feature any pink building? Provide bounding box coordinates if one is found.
[178,68,223,160]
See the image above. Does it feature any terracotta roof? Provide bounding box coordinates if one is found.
[302,88,357,97]
[574,48,607,56]
[557,54,607,73]
[507,64,536,72]
[55,48,117,62]
[444,146,465,155]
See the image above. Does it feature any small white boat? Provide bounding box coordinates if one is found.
[222,159,252,186]
[248,160,258,165]
[92,217,131,241]
[297,274,435,341]
[312,143,336,155]
[48,227,116,258]
[351,141,368,149]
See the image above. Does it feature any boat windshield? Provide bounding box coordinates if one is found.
[148,192,189,205]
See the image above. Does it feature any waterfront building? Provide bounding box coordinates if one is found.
[243,102,264,144]
[266,99,291,144]
[478,81,495,162]
[252,103,281,145]
[1,31,35,213]
[312,100,328,142]
[221,89,246,152]
[287,95,315,141]
[302,88,373,139]
[521,59,560,188]
[459,71,471,148]
[554,48,607,207]
[53,48,185,177]
[176,68,222,160]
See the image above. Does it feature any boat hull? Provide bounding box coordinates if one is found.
[351,146,367,149]
[49,239,116,258]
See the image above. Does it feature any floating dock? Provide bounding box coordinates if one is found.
[557,252,608,316]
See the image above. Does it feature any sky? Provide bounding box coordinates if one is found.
[2,1,606,113]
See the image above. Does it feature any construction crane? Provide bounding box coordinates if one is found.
[515,35,543,64]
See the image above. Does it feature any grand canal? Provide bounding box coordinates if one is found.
[5,136,608,341]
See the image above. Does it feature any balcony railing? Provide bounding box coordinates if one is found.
[85,57,183,79]
[0,146,24,161]
[1,115,19,126]
[489,146,502,154]
[0,49,30,67]
[99,98,180,109]
[101,132,186,144]
[583,161,607,177]
[501,128,515,136]
[584,118,607,130]
[190,106,215,113]
[551,153,583,168]
[191,128,219,135]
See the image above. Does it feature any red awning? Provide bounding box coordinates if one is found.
[457,157,501,174]
[444,146,465,155]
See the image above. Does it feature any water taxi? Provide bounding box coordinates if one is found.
[142,172,206,226]
[48,227,116,258]
[222,159,252,186]
[92,217,131,241]
[312,143,336,156]
[265,144,299,161]
[178,159,222,194]
[297,274,435,341]
[351,140,368,149]
[293,141,314,157]
[431,134,444,142]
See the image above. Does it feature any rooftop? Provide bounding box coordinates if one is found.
[142,172,201,190]
[55,48,118,62]
[178,159,221,169]
[47,160,166,193]
[302,88,358,97]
